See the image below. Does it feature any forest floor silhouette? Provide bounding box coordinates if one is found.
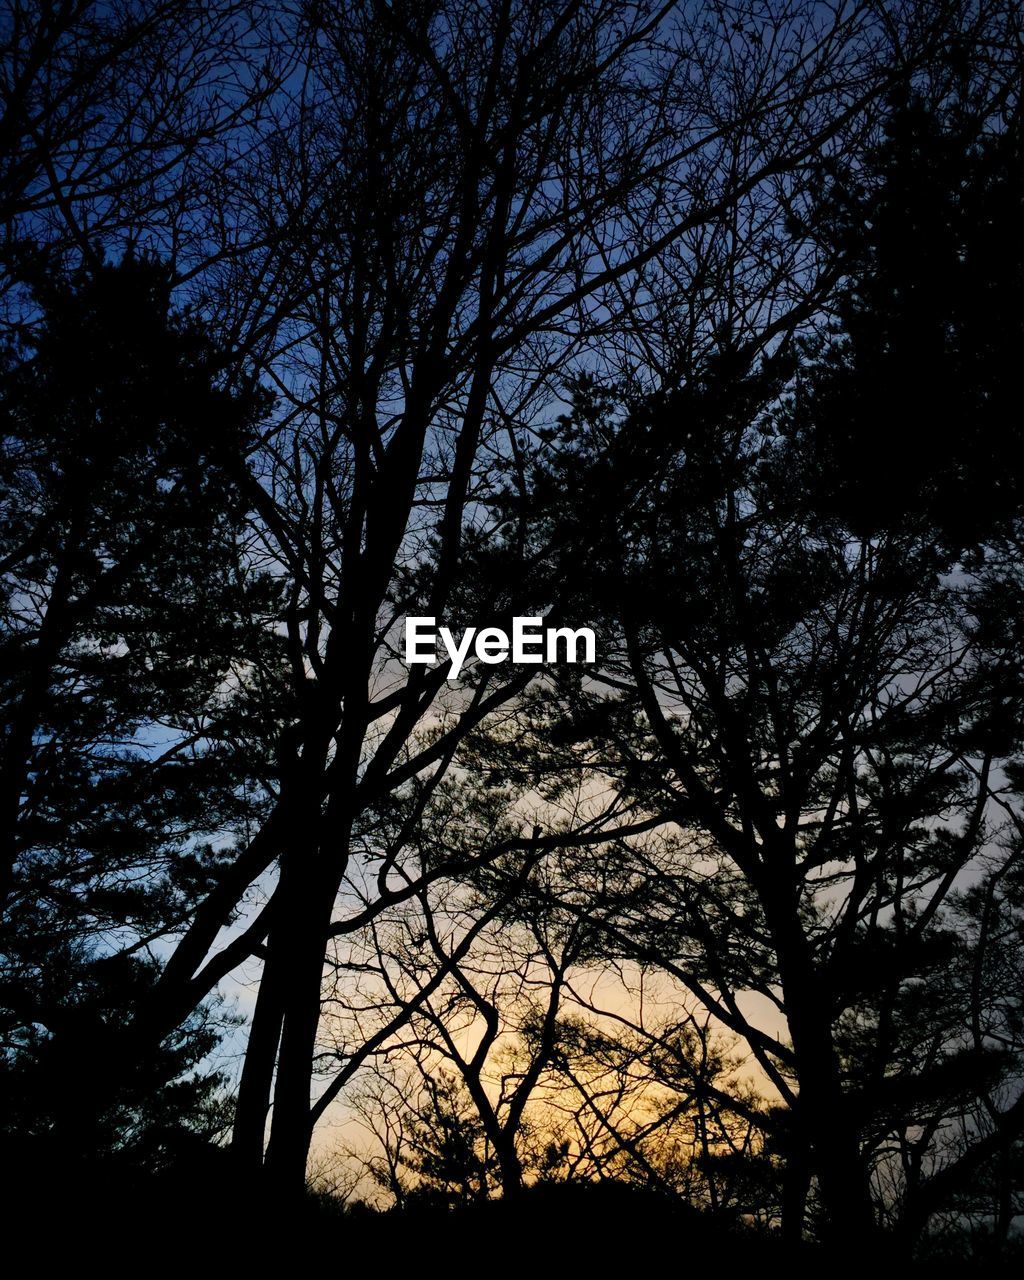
[5,1138,1020,1273]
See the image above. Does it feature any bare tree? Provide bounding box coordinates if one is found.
[206,0,942,1191]
[0,1,288,289]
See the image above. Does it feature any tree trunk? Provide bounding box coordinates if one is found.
[812,1116,876,1246]
[780,1140,811,1245]
[232,940,285,1167]
[263,840,346,1193]
[771,897,876,1250]
[494,1130,525,1199]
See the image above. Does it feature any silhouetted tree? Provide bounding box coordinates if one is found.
[781,89,1024,549]
[400,1070,495,1207]
[183,0,928,1190]
[495,89,1024,1251]
[0,254,280,1157]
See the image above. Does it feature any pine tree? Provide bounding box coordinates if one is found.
[0,255,285,1162]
